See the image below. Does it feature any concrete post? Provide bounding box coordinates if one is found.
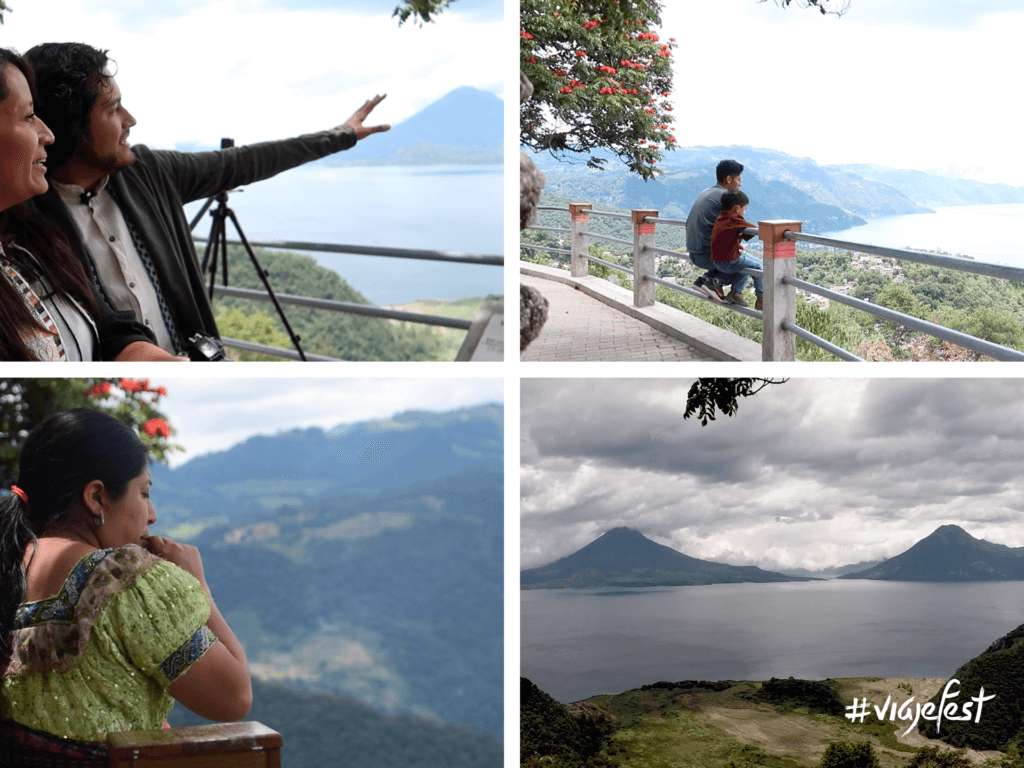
[569,203,592,278]
[759,219,802,361]
[632,209,658,307]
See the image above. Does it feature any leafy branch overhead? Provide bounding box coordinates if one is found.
[521,0,851,180]
[683,378,788,426]
[0,379,181,488]
[520,0,677,180]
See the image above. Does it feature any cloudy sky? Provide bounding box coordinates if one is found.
[141,374,503,466]
[3,0,503,149]
[661,0,1024,185]
[521,377,1024,572]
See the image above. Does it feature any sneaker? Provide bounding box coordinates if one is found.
[754,296,764,311]
[700,281,728,304]
[727,291,748,308]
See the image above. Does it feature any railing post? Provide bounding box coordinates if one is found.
[759,220,802,361]
[569,203,592,278]
[632,209,658,307]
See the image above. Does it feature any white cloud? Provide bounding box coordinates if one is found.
[659,0,1024,184]
[5,0,503,148]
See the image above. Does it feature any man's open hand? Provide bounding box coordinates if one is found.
[342,94,390,140]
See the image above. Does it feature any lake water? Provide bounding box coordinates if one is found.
[182,164,503,305]
[820,203,1024,270]
[520,581,1024,703]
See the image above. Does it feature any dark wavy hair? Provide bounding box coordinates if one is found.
[0,409,148,665]
[721,190,750,210]
[716,159,744,183]
[23,42,112,172]
[0,48,100,360]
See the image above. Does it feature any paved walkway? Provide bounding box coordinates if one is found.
[520,274,716,362]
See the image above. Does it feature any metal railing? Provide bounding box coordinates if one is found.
[521,204,1024,361]
[194,237,502,361]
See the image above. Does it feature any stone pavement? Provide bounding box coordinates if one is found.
[520,273,716,362]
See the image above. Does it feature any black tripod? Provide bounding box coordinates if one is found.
[189,138,306,361]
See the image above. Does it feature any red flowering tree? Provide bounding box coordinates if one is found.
[520,0,677,180]
[0,379,180,488]
[520,0,849,179]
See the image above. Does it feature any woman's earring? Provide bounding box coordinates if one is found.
[94,511,104,529]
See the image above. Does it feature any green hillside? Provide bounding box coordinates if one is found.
[521,677,1010,768]
[169,678,501,768]
[208,244,451,360]
[150,406,503,739]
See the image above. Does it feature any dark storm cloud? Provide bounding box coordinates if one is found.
[521,378,1024,571]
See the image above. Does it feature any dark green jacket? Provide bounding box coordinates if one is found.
[32,127,357,357]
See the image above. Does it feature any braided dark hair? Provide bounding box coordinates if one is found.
[23,43,113,172]
[0,408,147,665]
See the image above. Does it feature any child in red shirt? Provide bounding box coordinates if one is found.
[710,190,763,310]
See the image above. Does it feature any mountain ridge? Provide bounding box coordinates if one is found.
[172,86,502,165]
[838,524,1024,582]
[521,527,814,588]
[527,143,1024,231]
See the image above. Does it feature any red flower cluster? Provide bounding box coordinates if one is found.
[596,65,617,74]
[120,378,145,393]
[575,50,586,57]
[142,418,171,439]
[87,382,112,398]
[524,57,537,64]
[636,32,659,41]
[583,20,599,29]
[520,30,533,39]
[558,87,573,94]
[667,137,677,142]
[553,69,567,76]
[620,61,646,70]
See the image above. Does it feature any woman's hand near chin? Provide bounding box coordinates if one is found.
[142,535,207,586]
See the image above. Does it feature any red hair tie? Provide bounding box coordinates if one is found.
[11,485,29,505]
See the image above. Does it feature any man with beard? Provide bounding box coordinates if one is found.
[25,43,388,359]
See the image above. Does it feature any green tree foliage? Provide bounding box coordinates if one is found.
[901,746,972,768]
[393,0,451,24]
[874,283,927,356]
[818,740,879,768]
[683,378,788,426]
[918,624,1024,751]
[171,678,501,768]
[521,677,616,767]
[0,378,179,487]
[520,0,677,180]
[210,245,444,360]
[0,2,9,24]
[795,297,871,361]
[215,307,293,361]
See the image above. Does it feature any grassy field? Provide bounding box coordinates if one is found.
[388,297,493,360]
[577,678,1007,768]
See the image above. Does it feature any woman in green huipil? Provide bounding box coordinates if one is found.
[0,408,251,760]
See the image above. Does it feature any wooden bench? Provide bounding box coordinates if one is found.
[6,721,282,768]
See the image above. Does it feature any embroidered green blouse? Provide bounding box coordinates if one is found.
[0,544,217,742]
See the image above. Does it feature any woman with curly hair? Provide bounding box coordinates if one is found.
[0,409,250,761]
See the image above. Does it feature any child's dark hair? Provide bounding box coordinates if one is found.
[721,190,749,210]
[716,159,744,183]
